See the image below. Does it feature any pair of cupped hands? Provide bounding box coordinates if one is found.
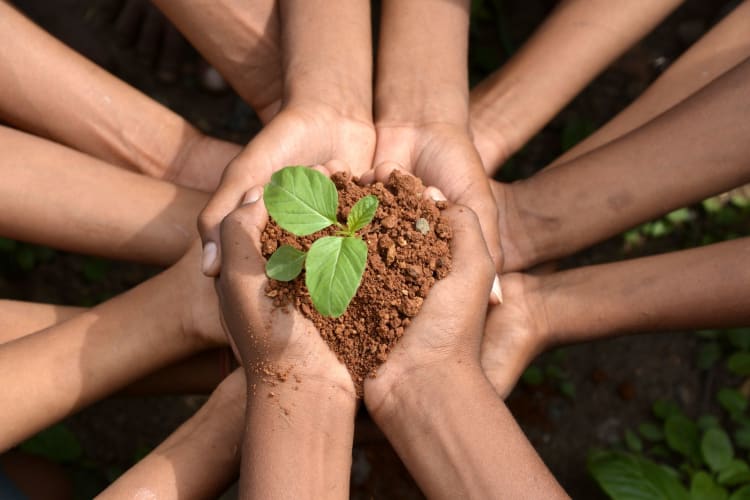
[198,102,543,402]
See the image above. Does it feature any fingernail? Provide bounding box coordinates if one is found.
[429,188,447,202]
[490,274,503,305]
[242,186,263,205]
[202,242,217,274]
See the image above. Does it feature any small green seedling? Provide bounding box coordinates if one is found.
[263,166,379,318]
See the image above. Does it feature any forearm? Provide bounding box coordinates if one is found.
[376,0,469,126]
[0,2,238,184]
[241,375,356,498]
[0,265,206,450]
[507,57,750,269]
[0,126,204,266]
[152,0,282,123]
[279,0,371,120]
[552,0,750,167]
[0,300,83,343]
[370,365,565,499]
[100,370,245,499]
[539,237,750,346]
[471,0,682,172]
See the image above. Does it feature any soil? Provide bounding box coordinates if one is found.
[261,171,452,395]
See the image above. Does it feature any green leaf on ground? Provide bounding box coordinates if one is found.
[653,400,682,420]
[728,329,750,351]
[665,414,701,465]
[264,166,339,236]
[305,236,367,317]
[521,365,544,386]
[718,460,750,487]
[639,422,665,442]
[698,415,721,431]
[728,352,750,376]
[266,245,306,281]
[734,427,750,451]
[702,428,734,472]
[588,450,690,500]
[346,195,379,233]
[718,389,748,416]
[625,430,643,453]
[697,342,723,370]
[730,485,750,500]
[690,470,729,500]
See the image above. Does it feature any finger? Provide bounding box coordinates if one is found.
[372,161,408,184]
[198,164,260,276]
[422,186,447,202]
[454,180,505,273]
[218,185,268,278]
[419,204,495,317]
[323,159,351,176]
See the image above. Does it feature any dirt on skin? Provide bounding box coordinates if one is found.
[261,170,453,395]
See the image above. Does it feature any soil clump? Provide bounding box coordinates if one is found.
[261,171,453,395]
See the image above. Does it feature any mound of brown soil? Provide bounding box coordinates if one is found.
[261,171,453,395]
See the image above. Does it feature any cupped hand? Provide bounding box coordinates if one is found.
[480,272,551,399]
[373,122,503,271]
[214,185,355,395]
[364,203,496,413]
[199,104,375,275]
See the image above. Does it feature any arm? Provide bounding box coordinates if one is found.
[0,2,240,191]
[198,0,374,275]
[99,369,245,499]
[365,204,565,498]
[498,56,750,272]
[216,187,356,497]
[551,0,750,167]
[0,126,205,266]
[482,237,750,398]
[470,0,683,172]
[374,0,502,269]
[151,0,282,123]
[0,245,224,451]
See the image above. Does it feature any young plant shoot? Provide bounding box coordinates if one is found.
[263,166,379,317]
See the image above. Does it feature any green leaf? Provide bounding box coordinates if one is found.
[346,195,379,233]
[588,450,690,500]
[718,460,750,486]
[263,166,338,236]
[266,245,306,281]
[665,414,701,464]
[703,197,724,214]
[83,258,109,283]
[521,365,544,386]
[698,415,721,431]
[728,329,750,351]
[697,342,723,370]
[730,485,750,500]
[718,389,748,416]
[20,423,82,463]
[691,471,729,500]
[0,237,16,252]
[734,427,750,451]
[702,428,734,472]
[728,353,750,376]
[305,236,367,317]
[639,422,665,442]
[666,208,692,225]
[653,400,682,420]
[625,430,643,453]
[559,380,576,400]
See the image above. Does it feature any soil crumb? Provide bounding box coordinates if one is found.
[261,171,453,395]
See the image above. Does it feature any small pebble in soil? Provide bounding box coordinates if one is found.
[415,217,430,235]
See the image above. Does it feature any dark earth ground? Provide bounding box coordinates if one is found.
[0,0,743,497]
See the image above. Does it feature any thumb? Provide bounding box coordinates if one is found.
[217,185,269,280]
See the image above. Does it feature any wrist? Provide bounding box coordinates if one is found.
[244,359,357,404]
[365,359,483,427]
[375,80,469,128]
[284,78,373,125]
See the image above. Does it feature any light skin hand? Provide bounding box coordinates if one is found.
[365,204,565,498]
[375,0,503,270]
[199,0,374,276]
[216,186,356,498]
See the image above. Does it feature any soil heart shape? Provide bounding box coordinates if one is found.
[261,170,453,395]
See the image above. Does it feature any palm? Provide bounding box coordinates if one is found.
[374,123,503,269]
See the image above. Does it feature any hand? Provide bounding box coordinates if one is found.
[166,133,242,192]
[480,273,551,399]
[372,123,504,271]
[214,185,356,395]
[199,103,375,275]
[364,203,496,414]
